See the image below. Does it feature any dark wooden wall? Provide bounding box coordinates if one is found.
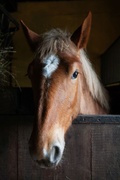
[0,115,120,180]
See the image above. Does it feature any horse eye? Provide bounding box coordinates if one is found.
[71,70,79,79]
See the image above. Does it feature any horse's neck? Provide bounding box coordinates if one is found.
[78,77,107,115]
[79,93,106,114]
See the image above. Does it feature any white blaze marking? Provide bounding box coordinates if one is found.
[42,54,60,78]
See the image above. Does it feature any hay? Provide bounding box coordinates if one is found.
[0,32,16,88]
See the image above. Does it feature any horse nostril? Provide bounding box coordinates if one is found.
[33,145,63,168]
[51,145,61,163]
[54,146,60,158]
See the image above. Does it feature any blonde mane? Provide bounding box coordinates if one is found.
[80,49,109,111]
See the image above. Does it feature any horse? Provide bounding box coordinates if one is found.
[21,12,109,168]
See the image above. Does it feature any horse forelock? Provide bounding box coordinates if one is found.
[36,29,78,61]
[80,49,109,112]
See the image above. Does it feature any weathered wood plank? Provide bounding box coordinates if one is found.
[0,115,120,180]
[0,116,17,180]
[92,125,120,180]
[62,124,91,180]
[74,115,120,124]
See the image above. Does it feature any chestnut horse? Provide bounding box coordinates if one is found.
[21,12,109,168]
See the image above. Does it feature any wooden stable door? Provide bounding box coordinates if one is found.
[0,115,120,180]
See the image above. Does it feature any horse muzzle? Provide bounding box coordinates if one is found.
[29,140,65,168]
[36,144,63,168]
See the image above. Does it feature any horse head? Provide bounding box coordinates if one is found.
[21,12,109,168]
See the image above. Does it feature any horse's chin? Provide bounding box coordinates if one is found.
[36,159,59,169]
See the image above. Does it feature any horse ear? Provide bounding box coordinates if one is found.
[20,20,40,51]
[71,12,92,49]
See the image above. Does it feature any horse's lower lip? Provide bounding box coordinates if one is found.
[36,159,56,168]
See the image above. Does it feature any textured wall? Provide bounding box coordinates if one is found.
[12,1,120,87]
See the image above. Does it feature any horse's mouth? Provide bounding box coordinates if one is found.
[36,159,57,168]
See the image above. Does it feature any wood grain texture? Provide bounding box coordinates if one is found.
[0,115,120,179]
[92,125,120,180]
[0,116,17,180]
